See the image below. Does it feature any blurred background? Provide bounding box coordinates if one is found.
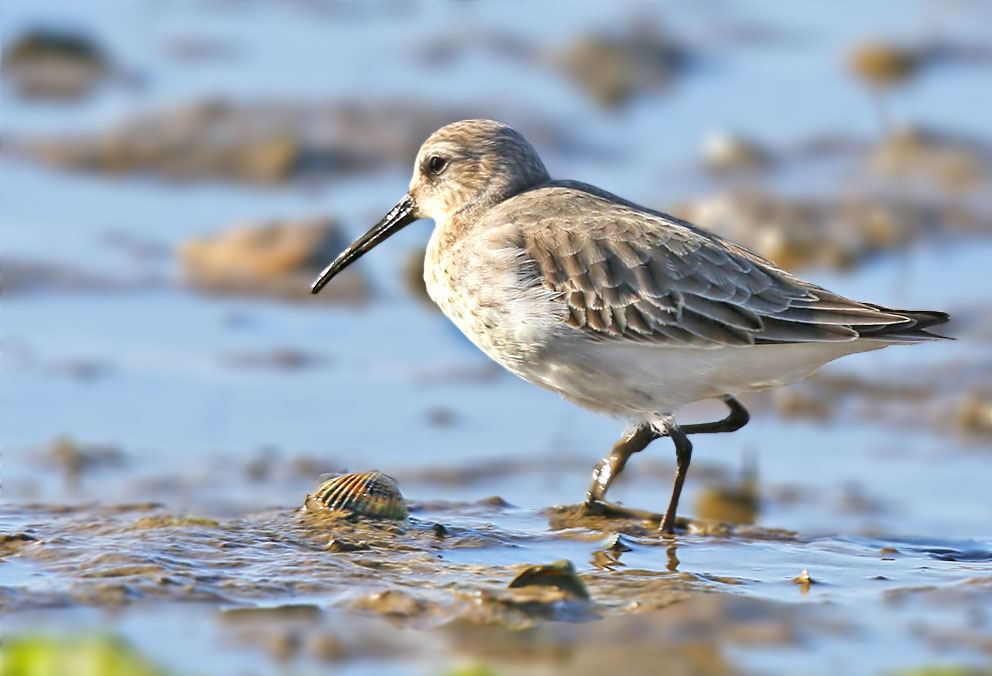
[2,1,992,675]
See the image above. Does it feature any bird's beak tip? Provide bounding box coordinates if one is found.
[308,194,416,295]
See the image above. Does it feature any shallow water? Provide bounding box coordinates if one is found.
[5,494,992,675]
[3,1,992,675]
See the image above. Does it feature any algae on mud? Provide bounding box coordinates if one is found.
[1,636,173,676]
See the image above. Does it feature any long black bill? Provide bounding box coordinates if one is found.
[311,194,417,295]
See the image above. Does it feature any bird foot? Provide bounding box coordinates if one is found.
[581,499,666,523]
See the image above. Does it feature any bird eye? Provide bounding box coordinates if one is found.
[427,155,448,175]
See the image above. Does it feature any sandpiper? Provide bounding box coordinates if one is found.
[312,119,950,534]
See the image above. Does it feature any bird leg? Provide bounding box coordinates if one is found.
[656,397,749,533]
[660,421,692,535]
[583,425,659,518]
[582,396,750,531]
[680,395,749,435]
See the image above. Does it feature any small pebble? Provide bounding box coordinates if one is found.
[325,538,370,553]
[791,568,816,593]
[509,559,590,600]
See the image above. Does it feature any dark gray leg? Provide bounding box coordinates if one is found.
[680,395,749,435]
[660,422,692,535]
[582,396,750,530]
[585,425,659,505]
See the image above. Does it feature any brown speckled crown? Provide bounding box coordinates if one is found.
[410,119,550,220]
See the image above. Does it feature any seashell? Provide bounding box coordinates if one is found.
[308,470,407,520]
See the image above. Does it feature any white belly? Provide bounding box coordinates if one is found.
[518,336,884,423]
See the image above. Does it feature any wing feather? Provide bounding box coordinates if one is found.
[508,183,945,347]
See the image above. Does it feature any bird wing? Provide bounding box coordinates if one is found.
[514,184,922,347]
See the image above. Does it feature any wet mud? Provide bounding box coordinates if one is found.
[5,492,992,674]
[178,216,369,303]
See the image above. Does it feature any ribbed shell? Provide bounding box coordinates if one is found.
[311,470,407,520]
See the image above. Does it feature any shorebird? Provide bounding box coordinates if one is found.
[312,119,950,534]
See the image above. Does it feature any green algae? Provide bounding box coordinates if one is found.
[1,637,172,676]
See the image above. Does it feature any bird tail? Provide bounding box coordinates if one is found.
[856,306,952,342]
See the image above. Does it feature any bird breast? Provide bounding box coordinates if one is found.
[424,221,567,371]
